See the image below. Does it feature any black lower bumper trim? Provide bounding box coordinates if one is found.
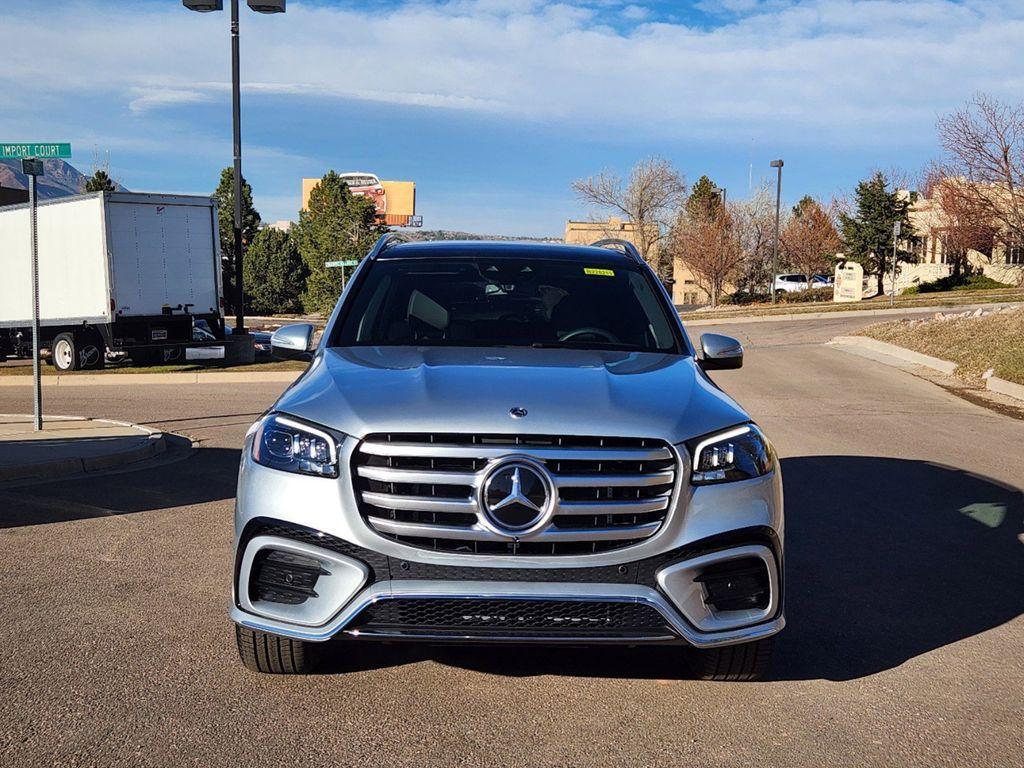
[238,518,782,595]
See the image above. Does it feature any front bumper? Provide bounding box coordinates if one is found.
[231,521,785,648]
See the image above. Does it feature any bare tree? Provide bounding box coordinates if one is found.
[572,157,686,278]
[780,196,842,283]
[730,183,778,295]
[937,94,1024,265]
[669,206,743,308]
[920,166,997,278]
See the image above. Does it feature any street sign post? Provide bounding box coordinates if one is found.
[326,259,360,291]
[23,159,44,430]
[3,141,71,430]
[0,143,72,159]
[891,221,901,308]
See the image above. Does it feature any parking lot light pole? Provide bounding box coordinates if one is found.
[183,0,286,336]
[770,160,784,305]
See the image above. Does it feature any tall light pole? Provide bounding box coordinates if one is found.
[769,159,784,304]
[183,1,286,338]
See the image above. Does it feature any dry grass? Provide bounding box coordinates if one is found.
[857,307,1024,385]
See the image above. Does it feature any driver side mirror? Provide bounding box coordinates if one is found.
[271,323,315,361]
[699,333,743,370]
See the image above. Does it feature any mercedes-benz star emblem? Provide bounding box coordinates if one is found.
[482,461,551,532]
[509,406,528,419]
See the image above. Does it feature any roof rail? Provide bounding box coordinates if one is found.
[366,231,410,260]
[590,238,645,266]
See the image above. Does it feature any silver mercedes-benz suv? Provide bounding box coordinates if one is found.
[231,235,784,679]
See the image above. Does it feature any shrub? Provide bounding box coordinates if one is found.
[902,273,1012,295]
[780,287,834,303]
[721,290,770,305]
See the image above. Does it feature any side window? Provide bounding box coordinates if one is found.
[354,273,392,342]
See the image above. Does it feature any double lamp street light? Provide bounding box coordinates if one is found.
[182,0,286,339]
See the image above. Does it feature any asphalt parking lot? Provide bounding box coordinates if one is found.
[1,313,1022,767]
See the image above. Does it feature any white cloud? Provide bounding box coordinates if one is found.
[621,5,650,21]
[128,88,211,114]
[3,0,1024,146]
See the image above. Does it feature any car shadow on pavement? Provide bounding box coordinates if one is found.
[0,442,240,528]
[323,456,1024,682]
[770,455,1024,681]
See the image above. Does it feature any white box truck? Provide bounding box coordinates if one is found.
[0,192,225,369]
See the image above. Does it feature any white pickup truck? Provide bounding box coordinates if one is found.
[0,192,225,369]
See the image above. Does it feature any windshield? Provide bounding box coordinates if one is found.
[332,256,681,353]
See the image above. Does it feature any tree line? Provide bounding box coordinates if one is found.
[212,169,386,317]
[574,93,1024,306]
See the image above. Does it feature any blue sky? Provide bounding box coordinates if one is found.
[4,0,1023,235]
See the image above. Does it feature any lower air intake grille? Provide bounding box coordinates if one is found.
[351,598,672,637]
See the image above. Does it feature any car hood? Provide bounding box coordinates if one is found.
[274,346,749,444]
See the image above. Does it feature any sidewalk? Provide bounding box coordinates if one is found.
[0,415,166,483]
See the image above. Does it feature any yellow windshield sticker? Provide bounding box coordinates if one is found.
[584,267,615,276]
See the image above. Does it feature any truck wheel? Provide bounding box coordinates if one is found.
[235,625,321,674]
[686,637,775,682]
[51,333,79,372]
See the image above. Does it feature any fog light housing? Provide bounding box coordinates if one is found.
[251,550,327,605]
[238,536,368,627]
[694,557,770,612]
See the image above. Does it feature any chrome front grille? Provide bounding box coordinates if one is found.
[352,433,678,555]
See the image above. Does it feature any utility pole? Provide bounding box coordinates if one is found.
[770,159,784,304]
[891,220,901,307]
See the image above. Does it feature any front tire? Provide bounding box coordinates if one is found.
[235,625,320,674]
[687,637,775,682]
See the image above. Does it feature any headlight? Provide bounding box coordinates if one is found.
[688,424,773,485]
[252,413,342,478]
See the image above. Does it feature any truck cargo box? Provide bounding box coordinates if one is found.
[0,192,222,328]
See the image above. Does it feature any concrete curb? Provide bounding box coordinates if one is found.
[0,370,302,387]
[827,336,959,375]
[0,421,167,483]
[987,376,1024,402]
[683,300,1021,327]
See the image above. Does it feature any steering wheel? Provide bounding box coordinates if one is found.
[559,327,620,343]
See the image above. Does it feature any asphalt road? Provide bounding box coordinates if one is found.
[1,313,1022,767]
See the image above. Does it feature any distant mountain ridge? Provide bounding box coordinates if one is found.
[0,159,124,200]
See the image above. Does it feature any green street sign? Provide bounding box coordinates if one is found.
[325,259,359,268]
[0,142,72,159]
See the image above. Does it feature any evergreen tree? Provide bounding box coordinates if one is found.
[213,167,261,315]
[839,172,916,296]
[243,227,308,314]
[293,171,387,314]
[84,170,116,193]
[685,175,724,221]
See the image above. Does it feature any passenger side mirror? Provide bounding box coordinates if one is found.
[271,323,315,361]
[699,333,743,370]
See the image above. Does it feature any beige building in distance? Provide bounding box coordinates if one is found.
[906,189,1024,288]
[563,216,705,305]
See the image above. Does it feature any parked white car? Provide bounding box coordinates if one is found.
[773,273,833,294]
